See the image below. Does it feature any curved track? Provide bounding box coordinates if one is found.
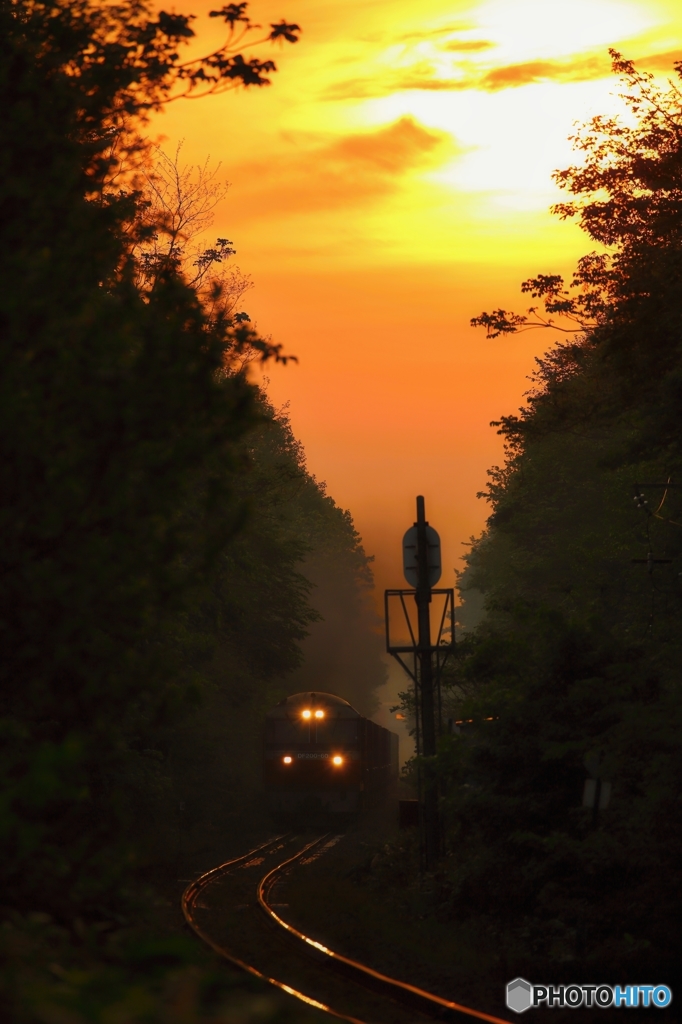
[182,834,511,1024]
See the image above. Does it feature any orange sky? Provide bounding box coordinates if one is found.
[152,0,682,640]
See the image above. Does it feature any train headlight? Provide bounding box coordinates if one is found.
[302,709,311,719]
[332,755,343,766]
[314,709,324,719]
[283,756,292,764]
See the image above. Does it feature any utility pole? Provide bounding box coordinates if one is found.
[414,495,440,868]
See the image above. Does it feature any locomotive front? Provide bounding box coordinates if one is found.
[264,691,363,818]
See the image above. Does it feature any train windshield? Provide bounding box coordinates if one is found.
[267,718,359,746]
[315,720,359,745]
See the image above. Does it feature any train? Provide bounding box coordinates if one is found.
[264,691,399,820]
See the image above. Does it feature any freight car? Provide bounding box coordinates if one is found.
[264,691,399,819]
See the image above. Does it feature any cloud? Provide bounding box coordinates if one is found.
[441,40,495,53]
[324,65,468,100]
[324,116,446,171]
[480,54,608,89]
[227,117,452,220]
[362,23,471,44]
[478,50,682,90]
[638,49,682,71]
[325,50,618,100]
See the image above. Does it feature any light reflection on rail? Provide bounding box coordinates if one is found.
[258,836,512,1024]
[183,833,512,1024]
[182,834,366,1024]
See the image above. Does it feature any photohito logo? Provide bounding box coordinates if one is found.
[506,979,672,1012]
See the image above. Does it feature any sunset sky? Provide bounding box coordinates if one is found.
[152,0,682,633]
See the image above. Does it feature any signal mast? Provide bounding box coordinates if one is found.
[385,496,455,871]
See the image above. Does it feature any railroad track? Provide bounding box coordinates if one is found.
[182,833,511,1024]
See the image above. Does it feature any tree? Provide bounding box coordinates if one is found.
[151,397,386,870]
[0,0,299,918]
[426,51,682,993]
[0,4,336,1021]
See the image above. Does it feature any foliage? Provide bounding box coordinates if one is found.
[0,0,304,922]
[133,145,257,334]
[433,51,682,988]
[123,395,386,874]
[0,8,388,1021]
[285,483,387,717]
[1,910,329,1024]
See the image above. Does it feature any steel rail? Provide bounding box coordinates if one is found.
[258,838,512,1024]
[181,833,368,1024]
[182,834,288,910]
